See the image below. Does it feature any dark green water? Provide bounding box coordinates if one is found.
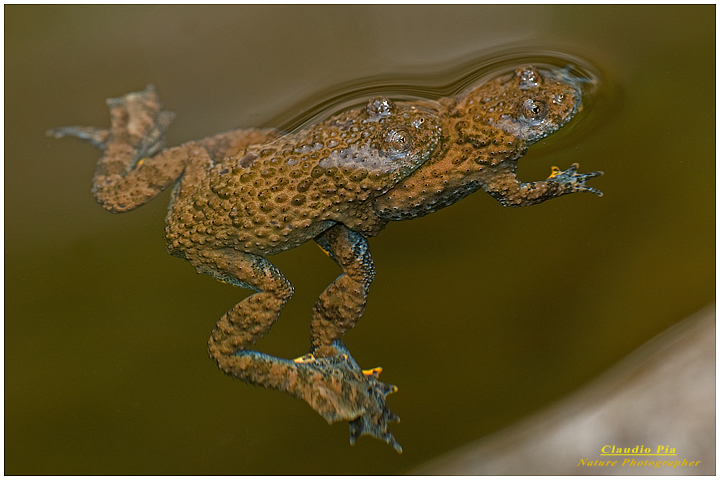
[5,5,714,474]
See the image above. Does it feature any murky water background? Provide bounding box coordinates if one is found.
[5,5,714,474]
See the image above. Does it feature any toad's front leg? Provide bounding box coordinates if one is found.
[483,162,603,207]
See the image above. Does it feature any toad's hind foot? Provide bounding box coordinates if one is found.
[292,341,402,453]
[47,126,110,149]
[47,85,175,159]
[105,85,176,159]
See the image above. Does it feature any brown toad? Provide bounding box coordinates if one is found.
[49,65,602,452]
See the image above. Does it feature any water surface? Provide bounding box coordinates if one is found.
[5,4,714,475]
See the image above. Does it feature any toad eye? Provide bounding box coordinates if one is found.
[366,97,395,117]
[520,97,548,122]
[383,127,413,155]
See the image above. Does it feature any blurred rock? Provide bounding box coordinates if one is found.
[415,305,715,475]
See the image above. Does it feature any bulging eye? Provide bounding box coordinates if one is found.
[366,97,395,117]
[520,97,547,122]
[383,126,413,155]
[516,67,542,89]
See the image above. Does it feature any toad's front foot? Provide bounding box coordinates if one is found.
[293,341,402,452]
[548,163,604,196]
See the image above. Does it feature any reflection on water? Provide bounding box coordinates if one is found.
[5,4,715,475]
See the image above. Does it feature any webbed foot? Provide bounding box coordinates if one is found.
[46,85,175,159]
[293,341,402,452]
[548,163,603,196]
[47,125,109,149]
[105,85,176,159]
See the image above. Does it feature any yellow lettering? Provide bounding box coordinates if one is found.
[578,459,618,467]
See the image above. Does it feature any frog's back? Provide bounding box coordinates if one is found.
[165,98,441,256]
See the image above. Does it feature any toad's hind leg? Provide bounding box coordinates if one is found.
[307,224,402,450]
[198,248,295,389]
[48,85,280,214]
[311,224,375,357]
[196,241,401,452]
[49,85,184,213]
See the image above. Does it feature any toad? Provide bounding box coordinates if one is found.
[49,65,602,452]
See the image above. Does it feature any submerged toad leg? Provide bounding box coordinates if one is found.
[48,85,278,213]
[310,224,375,356]
[48,85,185,213]
[482,163,603,207]
[200,249,296,387]
[198,246,401,452]
[298,224,401,451]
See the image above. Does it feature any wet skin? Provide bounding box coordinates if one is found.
[50,66,602,452]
